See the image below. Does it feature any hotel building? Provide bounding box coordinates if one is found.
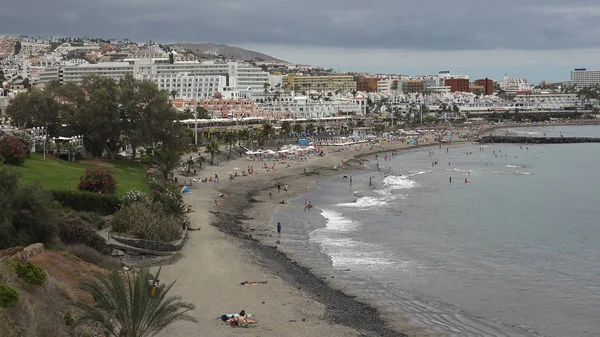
[283,75,356,92]
[37,57,270,94]
[569,68,600,88]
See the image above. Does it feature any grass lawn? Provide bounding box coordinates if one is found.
[19,153,149,195]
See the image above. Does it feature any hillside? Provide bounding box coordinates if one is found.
[173,43,285,62]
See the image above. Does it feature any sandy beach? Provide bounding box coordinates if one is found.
[151,137,462,337]
[155,120,593,336]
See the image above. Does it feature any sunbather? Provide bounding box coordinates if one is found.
[236,310,256,326]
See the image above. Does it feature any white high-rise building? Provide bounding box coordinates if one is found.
[38,57,270,95]
[570,68,600,88]
[137,73,228,100]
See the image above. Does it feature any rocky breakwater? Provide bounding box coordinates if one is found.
[479,136,600,144]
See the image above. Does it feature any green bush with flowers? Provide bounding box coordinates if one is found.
[77,168,118,194]
[0,135,27,165]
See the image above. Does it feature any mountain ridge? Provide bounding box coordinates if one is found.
[172,43,285,62]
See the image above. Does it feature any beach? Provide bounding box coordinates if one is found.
[154,137,452,337]
[153,120,600,337]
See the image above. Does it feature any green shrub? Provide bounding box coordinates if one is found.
[0,166,57,250]
[15,262,46,286]
[112,199,182,242]
[77,168,118,194]
[50,189,120,215]
[0,283,19,307]
[63,311,75,327]
[58,213,108,253]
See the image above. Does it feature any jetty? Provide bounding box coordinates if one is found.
[478,136,600,144]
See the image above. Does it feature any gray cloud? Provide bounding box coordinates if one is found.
[2,0,600,51]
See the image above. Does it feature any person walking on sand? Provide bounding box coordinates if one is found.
[277,183,281,193]
[277,222,281,237]
[284,184,289,194]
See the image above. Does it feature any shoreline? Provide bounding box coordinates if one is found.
[155,122,600,336]
[207,140,464,336]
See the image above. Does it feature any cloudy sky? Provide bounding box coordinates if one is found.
[3,0,600,83]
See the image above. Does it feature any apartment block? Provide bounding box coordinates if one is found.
[444,78,470,93]
[356,78,379,92]
[570,68,600,88]
[283,75,356,92]
[473,78,494,95]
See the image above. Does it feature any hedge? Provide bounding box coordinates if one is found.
[50,189,120,215]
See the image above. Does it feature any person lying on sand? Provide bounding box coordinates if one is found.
[279,200,286,204]
[240,281,267,285]
[214,199,224,207]
[219,193,229,198]
[236,310,256,326]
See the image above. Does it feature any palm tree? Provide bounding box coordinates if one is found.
[306,123,316,135]
[237,129,249,147]
[316,124,326,135]
[292,122,303,140]
[260,123,273,144]
[153,148,182,180]
[280,121,291,140]
[222,131,237,159]
[75,267,196,337]
[205,140,221,166]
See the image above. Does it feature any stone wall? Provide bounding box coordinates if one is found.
[111,231,186,253]
[479,136,600,144]
[0,243,45,261]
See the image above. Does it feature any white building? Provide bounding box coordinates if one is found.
[258,95,365,119]
[137,73,228,100]
[513,93,579,107]
[569,68,600,88]
[61,62,135,83]
[500,75,531,93]
[38,58,270,94]
[377,79,392,94]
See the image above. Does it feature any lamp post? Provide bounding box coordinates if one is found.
[194,101,198,146]
[42,127,48,160]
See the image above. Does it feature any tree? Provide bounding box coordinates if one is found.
[237,129,250,147]
[222,131,237,159]
[79,75,121,159]
[316,124,326,134]
[292,123,303,139]
[280,121,291,139]
[305,123,316,135]
[260,123,273,144]
[153,148,183,180]
[6,89,61,133]
[119,75,185,160]
[204,140,221,166]
[75,267,196,337]
[195,106,210,119]
[0,166,57,250]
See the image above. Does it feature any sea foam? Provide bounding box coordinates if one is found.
[383,175,418,190]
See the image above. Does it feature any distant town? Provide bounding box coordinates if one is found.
[1,34,600,128]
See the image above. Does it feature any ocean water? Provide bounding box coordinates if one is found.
[272,125,600,337]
